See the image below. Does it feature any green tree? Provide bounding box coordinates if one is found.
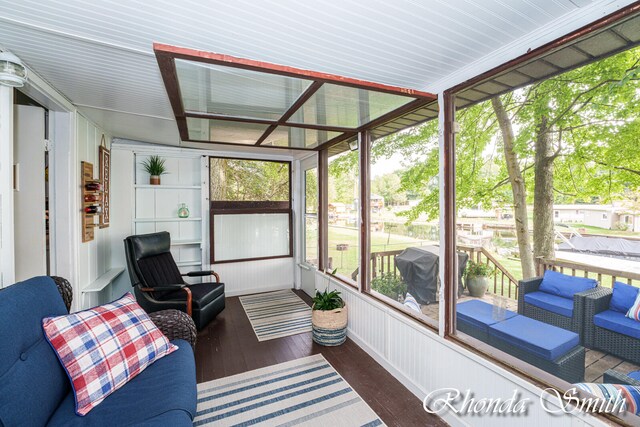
[371,173,407,206]
[377,46,640,279]
[210,158,290,201]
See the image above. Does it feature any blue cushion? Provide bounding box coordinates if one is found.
[539,270,597,299]
[47,339,196,426]
[489,315,580,361]
[457,300,517,333]
[133,409,194,426]
[610,281,640,313]
[0,277,70,427]
[524,291,574,318]
[628,371,640,381]
[594,310,640,340]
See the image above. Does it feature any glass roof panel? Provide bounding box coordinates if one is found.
[288,83,415,129]
[176,59,313,120]
[261,126,342,149]
[186,117,269,144]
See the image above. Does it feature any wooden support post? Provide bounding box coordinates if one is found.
[443,91,457,336]
[359,131,371,292]
[318,149,329,272]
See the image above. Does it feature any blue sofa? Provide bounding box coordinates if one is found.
[518,270,599,341]
[584,281,640,364]
[0,276,197,427]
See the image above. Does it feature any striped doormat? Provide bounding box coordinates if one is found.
[239,290,312,341]
[194,354,385,426]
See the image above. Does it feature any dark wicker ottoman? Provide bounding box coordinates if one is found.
[457,300,585,383]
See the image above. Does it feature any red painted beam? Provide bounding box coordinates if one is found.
[153,43,437,100]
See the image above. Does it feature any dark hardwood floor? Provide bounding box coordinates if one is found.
[194,289,448,427]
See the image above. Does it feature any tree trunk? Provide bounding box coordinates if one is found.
[491,97,536,279]
[533,115,556,262]
[210,158,226,200]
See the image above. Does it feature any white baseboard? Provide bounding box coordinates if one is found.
[225,284,293,297]
[346,328,467,427]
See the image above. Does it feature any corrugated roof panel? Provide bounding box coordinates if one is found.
[574,30,628,56]
[544,47,592,68]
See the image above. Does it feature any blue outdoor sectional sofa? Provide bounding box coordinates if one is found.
[0,276,198,426]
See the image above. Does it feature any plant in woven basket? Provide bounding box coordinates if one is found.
[465,260,494,297]
[142,155,168,185]
[312,289,344,311]
[312,269,348,346]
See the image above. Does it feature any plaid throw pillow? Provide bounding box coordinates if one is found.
[627,291,640,322]
[42,293,177,416]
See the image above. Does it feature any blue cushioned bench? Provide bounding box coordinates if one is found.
[457,299,518,342]
[458,300,585,383]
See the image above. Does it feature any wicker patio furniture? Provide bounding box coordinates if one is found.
[518,270,600,342]
[52,276,197,349]
[603,369,640,386]
[457,300,585,383]
[584,285,640,365]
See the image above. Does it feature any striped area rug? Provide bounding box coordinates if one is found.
[239,290,312,341]
[194,354,385,426]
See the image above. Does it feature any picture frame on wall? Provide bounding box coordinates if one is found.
[99,136,110,228]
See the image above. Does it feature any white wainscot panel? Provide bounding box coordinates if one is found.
[179,189,200,213]
[179,246,201,263]
[155,189,180,218]
[135,222,155,235]
[178,157,201,186]
[136,189,155,218]
[334,285,387,358]
[211,258,294,296]
[159,157,180,185]
[155,221,180,237]
[178,221,201,241]
[321,274,609,427]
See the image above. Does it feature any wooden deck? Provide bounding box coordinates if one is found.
[420,292,640,383]
[194,290,447,427]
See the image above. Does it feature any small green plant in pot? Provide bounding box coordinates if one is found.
[465,261,494,297]
[142,155,168,185]
[312,273,347,346]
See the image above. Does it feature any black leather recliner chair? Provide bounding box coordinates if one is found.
[124,232,225,330]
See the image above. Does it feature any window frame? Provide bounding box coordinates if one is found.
[303,166,319,267]
[314,4,640,424]
[322,148,360,289]
[209,156,293,264]
[439,5,640,424]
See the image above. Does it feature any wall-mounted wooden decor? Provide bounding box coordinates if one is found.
[99,136,110,228]
[81,161,102,242]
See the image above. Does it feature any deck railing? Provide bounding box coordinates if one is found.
[536,257,640,288]
[458,244,520,299]
[370,244,520,300]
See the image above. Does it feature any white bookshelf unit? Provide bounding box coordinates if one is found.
[133,153,204,273]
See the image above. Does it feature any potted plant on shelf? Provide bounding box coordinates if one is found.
[142,155,167,185]
[312,283,347,347]
[465,260,494,297]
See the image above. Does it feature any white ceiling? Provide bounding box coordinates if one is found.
[0,0,630,147]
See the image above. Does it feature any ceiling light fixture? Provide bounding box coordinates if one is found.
[0,52,27,88]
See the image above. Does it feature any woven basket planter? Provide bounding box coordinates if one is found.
[312,304,348,346]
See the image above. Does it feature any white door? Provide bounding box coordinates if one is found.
[299,155,318,297]
[13,105,47,281]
